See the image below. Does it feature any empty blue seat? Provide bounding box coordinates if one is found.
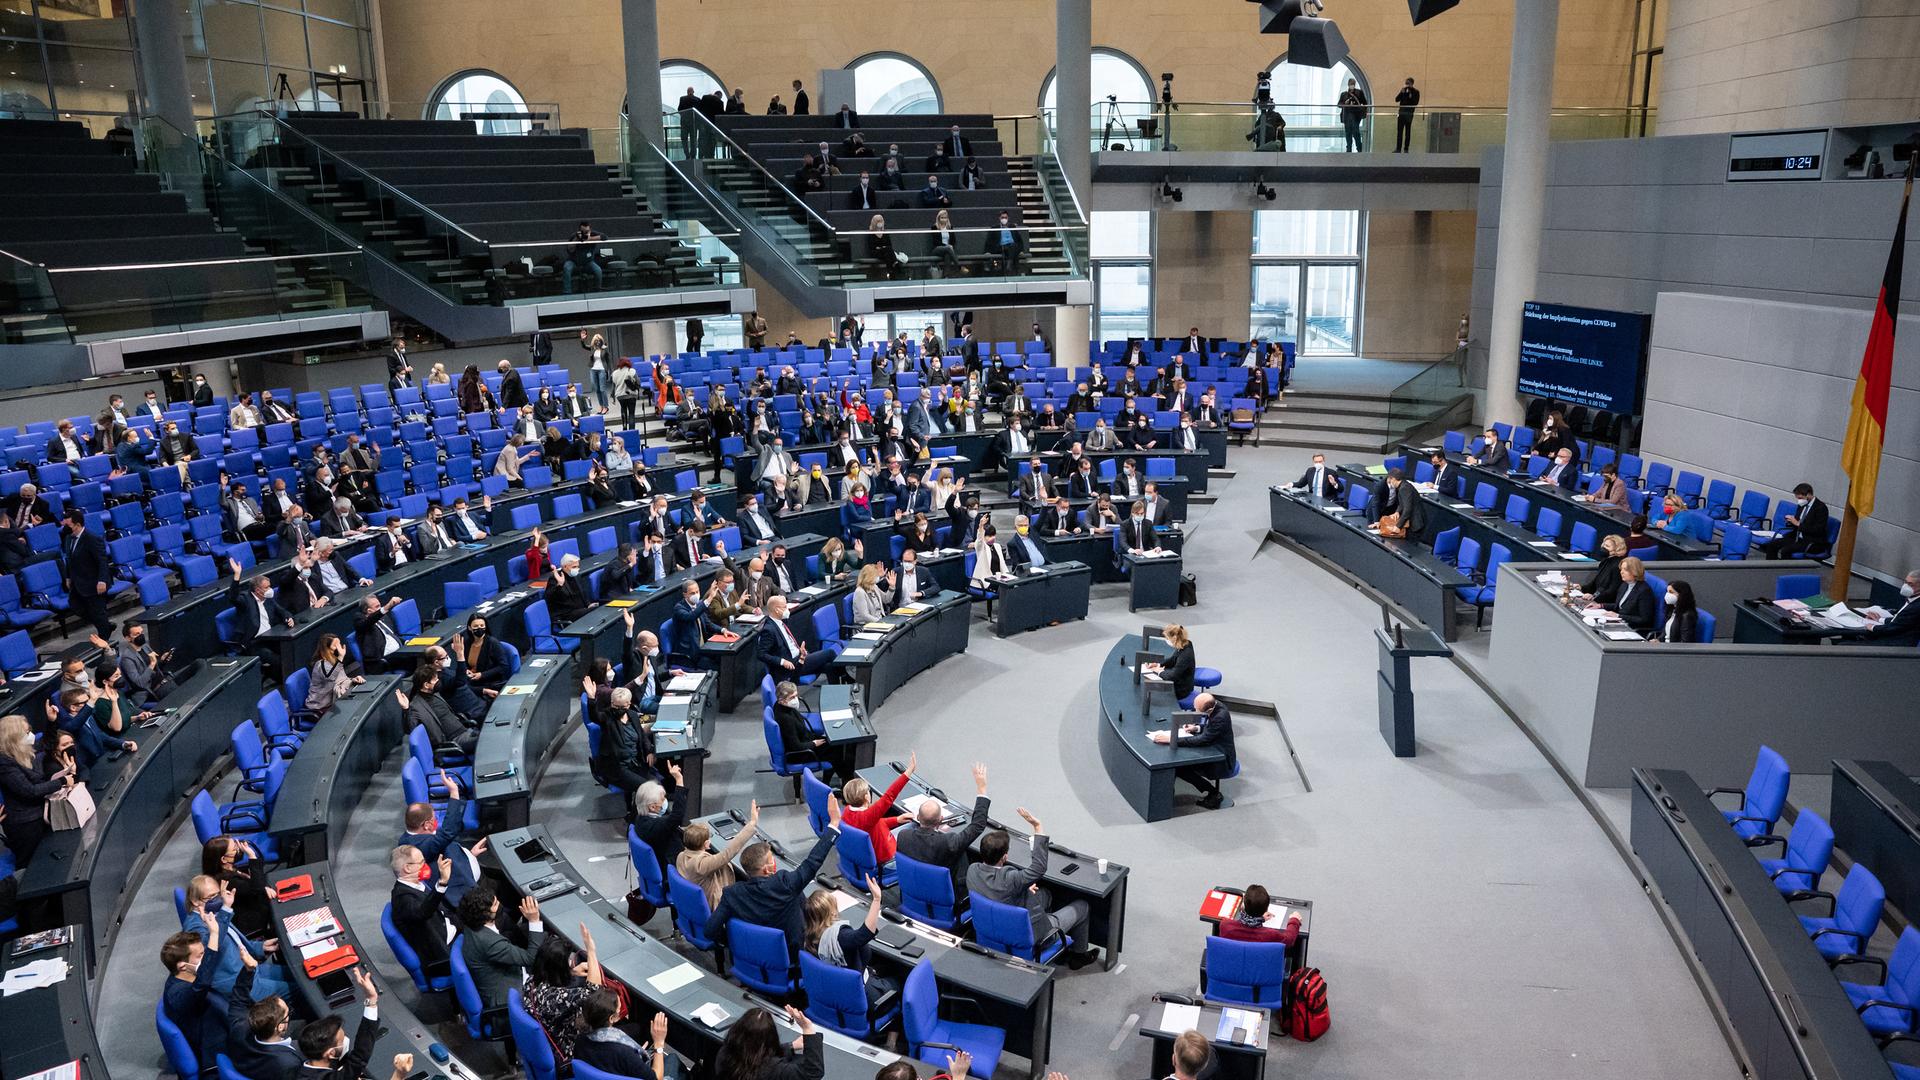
[1201,935,1290,1008]
[1796,863,1885,962]
[1836,926,1920,1037]
[1710,745,1789,841]
[1752,809,1833,895]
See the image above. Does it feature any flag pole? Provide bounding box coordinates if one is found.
[1829,483,1860,599]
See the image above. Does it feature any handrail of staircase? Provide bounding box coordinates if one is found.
[623,125,743,239]
[0,246,48,270]
[143,114,370,256]
[1047,148,1087,226]
[243,110,491,248]
[682,110,839,236]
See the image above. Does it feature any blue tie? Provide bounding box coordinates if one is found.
[1024,537,1043,566]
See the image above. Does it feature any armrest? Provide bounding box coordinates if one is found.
[1883,1032,1920,1065]
[1855,999,1917,1021]
[1728,812,1773,829]
[1746,833,1787,854]
[1811,927,1864,948]
[221,805,268,831]
[1768,866,1819,889]
[1831,954,1889,982]
[1785,889,1836,916]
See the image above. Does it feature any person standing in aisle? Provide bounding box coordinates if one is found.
[1338,79,1369,152]
[1394,77,1420,152]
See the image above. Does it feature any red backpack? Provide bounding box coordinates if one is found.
[1283,966,1330,1041]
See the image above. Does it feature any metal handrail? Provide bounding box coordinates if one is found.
[1047,150,1087,226]
[639,139,743,238]
[681,110,839,236]
[144,114,369,255]
[0,246,47,270]
[250,111,490,247]
[44,251,363,274]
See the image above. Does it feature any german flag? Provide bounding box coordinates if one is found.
[1840,161,1913,518]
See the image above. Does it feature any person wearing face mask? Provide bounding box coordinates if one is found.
[988,212,1024,274]
[229,558,295,670]
[416,505,456,556]
[425,644,488,723]
[1854,569,1920,647]
[1120,500,1159,555]
[160,923,225,1064]
[1656,580,1700,643]
[460,618,513,699]
[887,549,933,606]
[182,873,290,1001]
[226,956,306,1080]
[191,372,213,408]
[304,635,362,713]
[457,884,545,1011]
[765,543,806,596]
[387,844,457,991]
[294,968,403,1080]
[1759,482,1831,559]
[354,594,408,675]
[404,664,477,756]
[840,482,873,539]
[373,518,417,573]
[116,616,179,702]
[401,770,484,906]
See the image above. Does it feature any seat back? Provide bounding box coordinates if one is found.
[1886,927,1920,1009]
[507,989,558,1080]
[445,580,486,615]
[1430,527,1460,566]
[1455,537,1484,577]
[216,1054,250,1080]
[1741,745,1791,826]
[835,823,884,884]
[800,950,875,1036]
[727,920,797,995]
[1775,573,1821,600]
[666,864,720,950]
[1202,935,1290,1007]
[448,936,491,1039]
[156,998,201,1080]
[382,902,433,992]
[1696,609,1717,643]
[1502,494,1530,525]
[1472,483,1497,513]
[802,768,832,835]
[1782,810,1834,890]
[901,958,941,1052]
[969,890,1042,959]
[1836,864,1888,942]
[1568,522,1598,554]
[1535,507,1563,541]
[897,853,962,929]
[626,825,669,906]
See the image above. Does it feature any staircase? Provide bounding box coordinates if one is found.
[1259,388,1402,453]
[1005,157,1071,277]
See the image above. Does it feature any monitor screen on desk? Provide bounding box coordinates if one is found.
[1515,301,1650,416]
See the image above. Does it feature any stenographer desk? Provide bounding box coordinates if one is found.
[15,657,261,965]
[1830,760,1920,926]
[1484,561,1920,789]
[1731,599,1876,646]
[1096,635,1226,823]
[692,807,1060,1080]
[472,652,580,832]
[1631,768,1894,1080]
[832,589,971,710]
[491,824,928,1080]
[987,560,1091,636]
[801,681,879,772]
[647,669,722,815]
[1,928,103,1080]
[1038,525,1183,585]
[266,673,406,865]
[1267,486,1466,641]
[851,763,1130,970]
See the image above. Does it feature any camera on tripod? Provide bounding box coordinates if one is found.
[1254,70,1272,107]
[1160,72,1176,107]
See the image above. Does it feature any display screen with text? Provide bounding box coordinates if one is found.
[1516,301,1650,415]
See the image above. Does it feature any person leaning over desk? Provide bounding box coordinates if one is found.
[1140,623,1196,701]
[1149,692,1237,810]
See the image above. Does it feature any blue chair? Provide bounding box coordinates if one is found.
[801,950,900,1039]
[575,1062,655,1080]
[763,710,827,796]
[1695,609,1717,643]
[1465,543,1511,629]
[627,826,669,916]
[1471,483,1498,514]
[448,936,507,1039]
[1794,863,1886,962]
[902,959,1005,1077]
[1775,574,1822,601]
[156,998,201,1080]
[897,853,968,932]
[1430,526,1461,567]
[525,599,578,653]
[1709,745,1789,841]
[836,823,897,888]
[0,629,35,676]
[383,902,451,992]
[1534,507,1562,542]
[1502,494,1530,526]
[1836,926,1920,1038]
[1567,522,1598,554]
[445,580,486,617]
[1717,522,1753,561]
[1200,935,1290,1008]
[666,865,724,958]
[507,988,559,1080]
[968,891,1067,963]
[802,768,833,836]
[727,920,798,996]
[1752,809,1833,896]
[230,720,284,795]
[216,1053,252,1080]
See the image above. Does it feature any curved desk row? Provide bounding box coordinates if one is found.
[1268,486,1467,640]
[1096,636,1224,823]
[1828,760,1920,929]
[987,561,1092,636]
[832,590,971,711]
[491,824,927,1080]
[1335,466,1581,572]
[1630,767,1893,1080]
[266,673,407,865]
[16,657,264,964]
[148,476,607,662]
[471,652,579,834]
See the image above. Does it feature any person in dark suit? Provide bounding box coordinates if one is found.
[1119,501,1159,554]
[1536,447,1580,491]
[228,557,295,665]
[706,799,841,952]
[1760,483,1831,558]
[987,211,1024,273]
[354,595,407,675]
[833,103,859,128]
[61,508,114,638]
[1582,534,1629,606]
[44,420,93,470]
[937,124,972,166]
[895,762,991,886]
[226,965,305,1080]
[389,844,457,983]
[1856,569,1920,647]
[496,359,528,410]
[1366,469,1426,539]
[545,554,592,625]
[758,594,835,680]
[1,483,52,531]
[1429,451,1462,499]
[846,171,882,210]
[456,884,544,1011]
[670,520,709,572]
[291,968,397,1080]
[406,666,477,757]
[628,775,689,876]
[1141,624,1197,700]
[1659,580,1700,644]
[1465,427,1509,467]
[372,519,417,574]
[1604,557,1658,631]
[1152,692,1237,809]
[765,542,808,595]
[667,579,722,664]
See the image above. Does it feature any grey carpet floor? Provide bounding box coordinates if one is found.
[95,439,1742,1080]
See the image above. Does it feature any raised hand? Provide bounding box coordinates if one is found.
[972,762,988,793]
[1016,806,1042,833]
[826,792,842,828]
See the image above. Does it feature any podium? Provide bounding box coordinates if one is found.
[1375,624,1451,757]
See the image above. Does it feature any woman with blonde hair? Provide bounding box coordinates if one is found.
[583,331,611,411]
[1141,623,1197,701]
[427,362,450,386]
[930,209,961,277]
[851,563,889,623]
[866,214,904,279]
[1,713,74,864]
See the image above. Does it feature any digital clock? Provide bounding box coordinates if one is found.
[1727,131,1828,181]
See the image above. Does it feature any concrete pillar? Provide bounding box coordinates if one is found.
[1482,0,1561,426]
[133,0,195,136]
[641,320,678,359]
[1053,305,1090,367]
[1054,0,1092,196]
[621,0,664,151]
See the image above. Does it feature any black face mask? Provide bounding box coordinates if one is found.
[469,626,486,638]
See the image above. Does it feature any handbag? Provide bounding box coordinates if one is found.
[1376,512,1407,539]
[46,782,96,831]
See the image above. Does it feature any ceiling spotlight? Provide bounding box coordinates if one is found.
[1288,14,1350,69]
[1159,180,1184,203]
[1255,0,1307,35]
[1408,0,1462,25]
[1254,180,1277,201]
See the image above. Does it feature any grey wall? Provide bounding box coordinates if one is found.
[1644,293,1920,576]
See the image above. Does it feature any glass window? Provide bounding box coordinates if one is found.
[42,43,136,116]
[1252,210,1359,257]
[197,0,267,63]
[885,310,944,342]
[301,0,365,25]
[262,4,309,67]
[304,18,363,80]
[684,317,743,353]
[0,37,52,119]
[1095,264,1152,342]
[29,0,134,49]
[0,0,38,40]
[209,57,268,112]
[1304,265,1357,354]
[1250,265,1299,347]
[659,60,721,115]
[847,53,939,115]
[1264,57,1369,153]
[1041,48,1153,148]
[428,69,529,134]
[1089,210,1150,260]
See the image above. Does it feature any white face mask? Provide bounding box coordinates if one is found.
[332,1035,351,1060]
[1902,583,1916,599]
[1665,591,1678,605]
[259,587,275,600]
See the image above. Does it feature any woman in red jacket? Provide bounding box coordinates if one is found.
[526,526,551,582]
[840,750,917,864]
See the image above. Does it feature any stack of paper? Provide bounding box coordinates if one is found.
[839,647,874,660]
[820,708,856,724]
[1,957,68,996]
[667,673,705,692]
[1822,603,1871,630]
[647,963,702,994]
[1159,1002,1201,1033]
[659,694,693,707]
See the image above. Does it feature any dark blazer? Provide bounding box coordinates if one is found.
[1175,700,1237,779]
[895,794,990,884]
[670,530,707,572]
[355,609,403,668]
[1161,643,1196,700]
[757,616,809,676]
[464,637,513,694]
[545,571,592,625]
[498,370,529,410]
[1431,463,1461,499]
[1863,597,1920,647]
[226,970,304,1080]
[290,1012,378,1080]
[407,691,476,756]
[1663,608,1699,644]
[373,529,417,573]
[228,579,293,638]
[1583,555,1625,606]
[1119,515,1158,552]
[1541,459,1580,491]
[1610,581,1657,631]
[1,493,52,527]
[629,788,689,875]
[460,924,544,1010]
[64,527,111,593]
[1777,498,1831,553]
[671,598,719,659]
[389,878,455,975]
[706,829,837,950]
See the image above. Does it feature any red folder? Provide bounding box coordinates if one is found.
[303,944,359,978]
[1198,888,1242,922]
[275,875,315,902]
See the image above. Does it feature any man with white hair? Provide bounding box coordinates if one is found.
[756,593,836,681]
[593,683,670,793]
[388,844,456,979]
[896,762,991,886]
[627,771,687,877]
[545,552,591,624]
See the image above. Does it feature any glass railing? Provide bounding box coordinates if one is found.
[197,111,738,305]
[1039,103,1654,155]
[665,110,1087,289]
[264,99,564,134]
[41,250,373,341]
[1385,345,1472,439]
[0,247,69,346]
[1035,151,1087,276]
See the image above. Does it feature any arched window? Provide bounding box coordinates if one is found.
[1039,48,1154,150]
[1264,56,1370,152]
[658,60,723,115]
[427,69,529,135]
[294,87,341,113]
[846,53,940,115]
